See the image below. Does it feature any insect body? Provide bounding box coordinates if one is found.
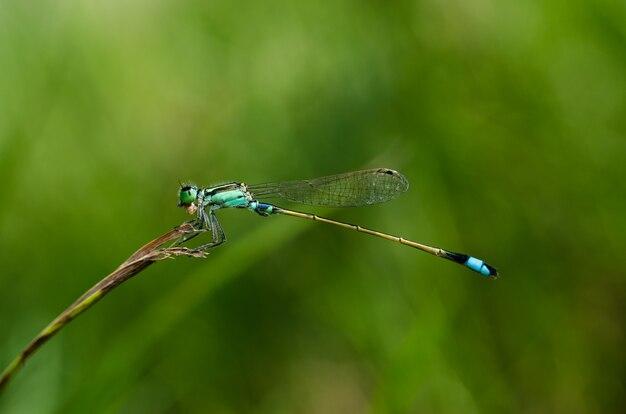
[176,169,498,278]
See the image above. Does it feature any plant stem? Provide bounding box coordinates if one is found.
[0,222,205,393]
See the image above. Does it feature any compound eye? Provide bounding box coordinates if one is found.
[179,187,198,206]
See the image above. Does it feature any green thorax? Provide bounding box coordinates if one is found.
[201,183,251,209]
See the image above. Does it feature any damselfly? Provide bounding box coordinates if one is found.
[176,168,498,278]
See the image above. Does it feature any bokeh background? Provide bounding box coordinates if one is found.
[1,1,625,413]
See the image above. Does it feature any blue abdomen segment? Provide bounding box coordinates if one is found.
[443,251,498,278]
[464,256,495,277]
[249,201,275,216]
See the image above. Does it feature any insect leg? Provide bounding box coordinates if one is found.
[191,210,226,252]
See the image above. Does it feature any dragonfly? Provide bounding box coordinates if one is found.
[176,168,498,278]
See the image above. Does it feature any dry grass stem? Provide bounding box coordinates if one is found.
[0,222,205,393]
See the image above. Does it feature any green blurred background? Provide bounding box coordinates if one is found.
[1,0,624,413]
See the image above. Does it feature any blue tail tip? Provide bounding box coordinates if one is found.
[465,256,499,278]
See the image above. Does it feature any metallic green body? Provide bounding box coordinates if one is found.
[206,189,250,208]
[176,169,497,278]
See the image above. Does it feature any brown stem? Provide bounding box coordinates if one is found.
[0,222,205,393]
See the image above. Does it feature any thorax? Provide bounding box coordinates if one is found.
[200,182,252,209]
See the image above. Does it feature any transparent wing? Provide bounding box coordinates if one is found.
[247,168,409,207]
